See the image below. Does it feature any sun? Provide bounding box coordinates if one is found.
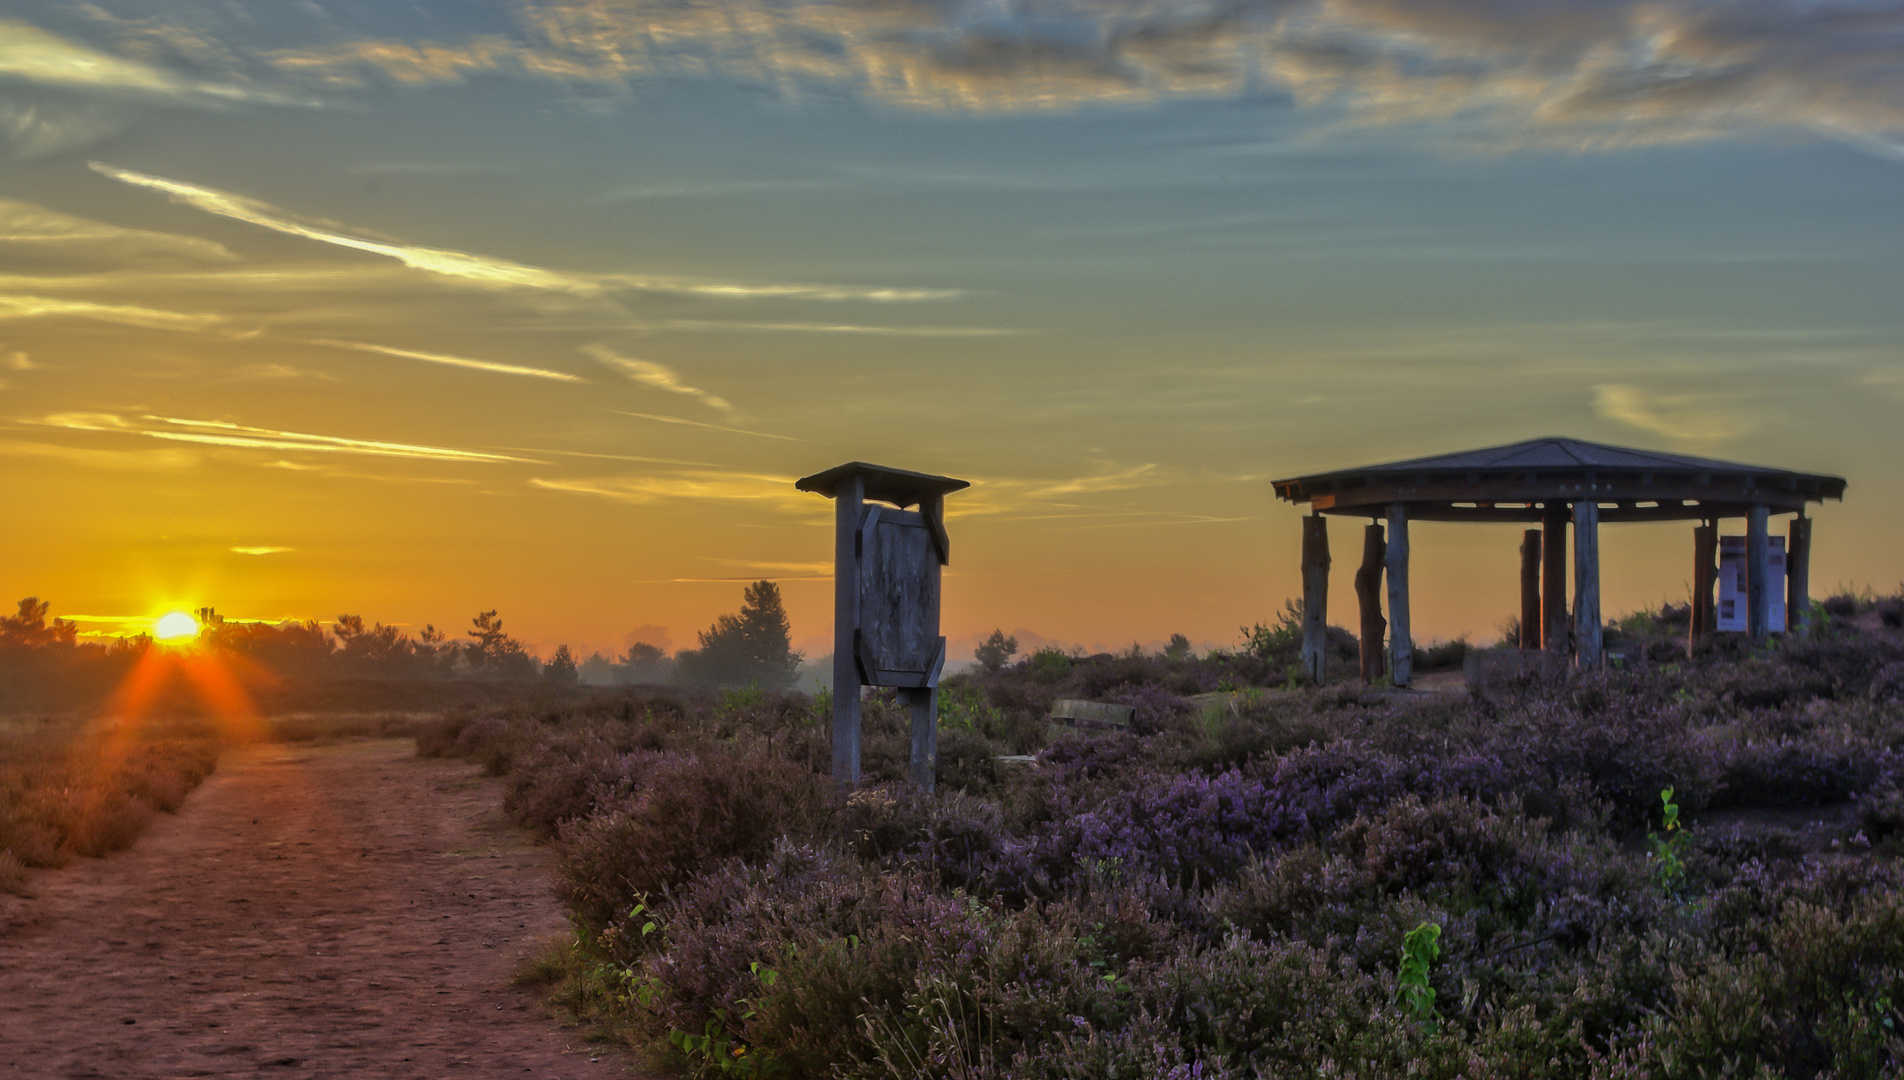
[153,611,200,641]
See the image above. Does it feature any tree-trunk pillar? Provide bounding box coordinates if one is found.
[1519,529,1541,650]
[905,686,938,791]
[1573,499,1602,669]
[1300,514,1331,686]
[1542,506,1570,674]
[1385,503,1412,688]
[830,473,864,786]
[1747,503,1772,643]
[1355,523,1387,682]
[1689,522,1718,655]
[1787,515,1812,637]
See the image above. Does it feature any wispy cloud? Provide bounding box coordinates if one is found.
[1593,383,1758,446]
[32,411,538,463]
[0,437,197,471]
[608,410,801,442]
[584,345,731,413]
[0,294,224,331]
[230,546,293,555]
[0,19,249,100]
[308,338,586,382]
[0,197,236,262]
[530,470,809,508]
[90,163,955,301]
[654,319,1019,337]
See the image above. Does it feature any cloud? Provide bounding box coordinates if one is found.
[0,196,237,262]
[1592,383,1758,445]
[0,19,317,127]
[0,437,197,471]
[91,162,955,301]
[32,410,538,463]
[0,19,202,97]
[530,470,809,507]
[308,338,587,382]
[5,351,34,371]
[230,546,293,555]
[654,319,1018,337]
[585,345,731,413]
[608,410,800,442]
[246,0,1904,149]
[0,294,223,331]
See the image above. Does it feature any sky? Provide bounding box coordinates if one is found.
[2,0,1903,664]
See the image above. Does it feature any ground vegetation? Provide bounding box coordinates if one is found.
[424,604,1904,1079]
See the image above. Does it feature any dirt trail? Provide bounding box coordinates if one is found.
[0,739,641,1079]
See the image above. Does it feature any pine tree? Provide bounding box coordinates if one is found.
[674,580,803,689]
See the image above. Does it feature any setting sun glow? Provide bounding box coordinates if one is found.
[153,612,200,641]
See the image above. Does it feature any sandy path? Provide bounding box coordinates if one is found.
[0,740,643,1079]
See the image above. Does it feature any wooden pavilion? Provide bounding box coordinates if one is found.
[1271,438,1846,686]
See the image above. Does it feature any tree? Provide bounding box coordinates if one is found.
[0,598,76,650]
[544,644,579,685]
[974,629,1018,672]
[673,581,802,689]
[464,610,536,680]
[1164,633,1193,660]
[333,614,412,676]
[614,642,669,684]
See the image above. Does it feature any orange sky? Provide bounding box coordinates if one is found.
[3,3,1901,665]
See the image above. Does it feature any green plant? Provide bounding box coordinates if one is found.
[1397,922,1441,1023]
[1241,599,1305,659]
[1648,786,1687,895]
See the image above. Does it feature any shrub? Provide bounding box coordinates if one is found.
[555,751,834,931]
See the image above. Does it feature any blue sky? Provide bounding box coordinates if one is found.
[2,0,1901,659]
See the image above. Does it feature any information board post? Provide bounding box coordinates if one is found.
[797,463,970,789]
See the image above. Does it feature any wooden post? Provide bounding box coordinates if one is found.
[1747,504,1771,643]
[830,472,864,785]
[1355,522,1386,682]
[905,686,938,791]
[1300,514,1331,686]
[1385,503,1412,688]
[1787,514,1812,637]
[1542,506,1569,673]
[1573,500,1602,669]
[1519,529,1541,650]
[1690,522,1717,654]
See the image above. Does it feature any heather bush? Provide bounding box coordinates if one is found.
[423,622,1904,1077]
[1,715,221,870]
[556,750,834,931]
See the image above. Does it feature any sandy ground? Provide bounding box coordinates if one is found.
[0,739,646,1079]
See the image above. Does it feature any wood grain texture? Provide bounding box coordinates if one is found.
[1355,523,1386,682]
[1300,515,1331,686]
[856,509,943,687]
[1519,528,1541,650]
[1385,503,1412,688]
[1573,499,1601,669]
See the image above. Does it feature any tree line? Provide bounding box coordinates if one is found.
[0,581,806,707]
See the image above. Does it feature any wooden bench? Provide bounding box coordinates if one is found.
[1045,699,1136,740]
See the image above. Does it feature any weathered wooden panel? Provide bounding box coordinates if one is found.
[857,508,943,687]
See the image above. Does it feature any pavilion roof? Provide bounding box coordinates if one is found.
[1272,437,1845,522]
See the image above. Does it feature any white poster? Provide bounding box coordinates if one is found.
[1717,535,1786,633]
